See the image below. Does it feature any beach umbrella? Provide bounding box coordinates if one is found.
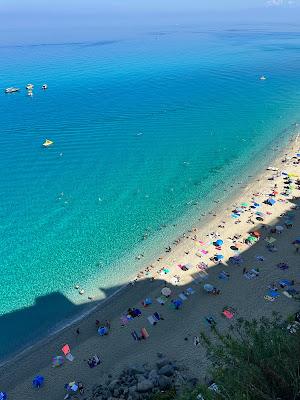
[241,202,248,207]
[32,375,44,389]
[214,239,223,246]
[161,287,172,297]
[215,254,224,260]
[256,217,264,221]
[0,392,7,400]
[143,297,152,305]
[52,356,64,367]
[253,202,260,207]
[255,211,265,217]
[251,231,261,238]
[276,225,284,232]
[230,245,239,251]
[204,284,214,293]
[98,326,109,336]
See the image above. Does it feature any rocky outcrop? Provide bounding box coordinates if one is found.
[90,353,197,399]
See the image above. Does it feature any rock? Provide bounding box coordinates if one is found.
[108,380,119,391]
[136,379,154,393]
[156,358,170,369]
[158,364,175,377]
[128,364,146,374]
[158,375,172,390]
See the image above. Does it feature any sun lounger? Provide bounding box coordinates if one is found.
[179,293,187,301]
[141,328,149,339]
[147,315,158,325]
[264,295,275,302]
[66,353,74,362]
[283,291,293,299]
[131,331,140,340]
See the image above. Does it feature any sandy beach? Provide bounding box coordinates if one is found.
[1,134,300,399]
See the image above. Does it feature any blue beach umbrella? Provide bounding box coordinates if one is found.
[32,375,44,389]
[0,392,7,400]
[98,326,109,336]
[253,202,260,207]
[215,254,224,260]
[215,239,223,246]
[204,283,214,293]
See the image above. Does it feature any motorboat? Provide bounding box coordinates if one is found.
[259,75,267,81]
[42,84,48,90]
[43,139,54,147]
[27,91,33,97]
[26,83,34,90]
[5,87,20,93]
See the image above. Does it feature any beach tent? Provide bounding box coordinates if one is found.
[52,356,64,367]
[32,375,44,389]
[61,344,70,356]
[0,392,7,400]
[98,326,109,336]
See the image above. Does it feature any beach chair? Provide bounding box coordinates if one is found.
[156,296,166,305]
[185,287,195,295]
[141,328,149,339]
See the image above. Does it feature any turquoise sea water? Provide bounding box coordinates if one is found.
[1,27,300,360]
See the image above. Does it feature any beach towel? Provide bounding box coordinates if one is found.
[201,250,208,255]
[141,328,149,339]
[222,310,234,319]
[62,344,70,356]
[186,287,195,295]
[147,315,158,325]
[179,293,187,301]
[65,353,74,362]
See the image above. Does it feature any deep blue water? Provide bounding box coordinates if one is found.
[1,27,300,359]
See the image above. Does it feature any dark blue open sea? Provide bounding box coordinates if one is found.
[1,27,300,360]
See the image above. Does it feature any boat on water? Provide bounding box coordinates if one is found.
[27,91,33,97]
[260,75,267,81]
[43,139,54,147]
[26,83,34,90]
[5,87,20,93]
[42,84,48,90]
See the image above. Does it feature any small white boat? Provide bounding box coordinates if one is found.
[27,91,33,97]
[43,139,54,147]
[42,84,48,90]
[260,75,267,81]
[5,87,20,93]
[26,83,34,90]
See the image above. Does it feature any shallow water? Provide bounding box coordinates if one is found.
[0,27,300,359]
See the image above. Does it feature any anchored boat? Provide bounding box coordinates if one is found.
[43,139,54,147]
[5,87,20,93]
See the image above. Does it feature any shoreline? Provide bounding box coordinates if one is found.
[2,130,300,398]
[1,128,299,369]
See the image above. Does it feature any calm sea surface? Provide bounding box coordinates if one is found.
[1,27,300,359]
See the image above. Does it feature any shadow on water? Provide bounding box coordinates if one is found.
[1,194,300,395]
